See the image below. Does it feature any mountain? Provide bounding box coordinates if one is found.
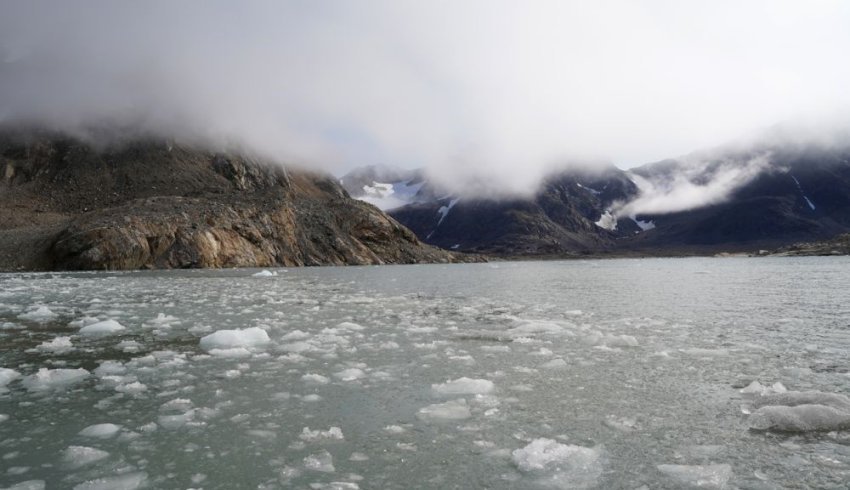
[339,164,439,211]
[343,135,850,256]
[389,164,642,255]
[623,142,850,251]
[0,130,474,271]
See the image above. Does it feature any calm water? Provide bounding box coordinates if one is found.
[1,257,850,489]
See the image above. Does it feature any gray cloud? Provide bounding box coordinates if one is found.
[2,1,850,199]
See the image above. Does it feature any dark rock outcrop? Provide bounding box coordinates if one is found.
[0,130,476,270]
[389,164,639,255]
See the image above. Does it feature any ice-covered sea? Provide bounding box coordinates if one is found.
[2,257,850,489]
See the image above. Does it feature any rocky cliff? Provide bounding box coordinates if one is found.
[0,130,473,270]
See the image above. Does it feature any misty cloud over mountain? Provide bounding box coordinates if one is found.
[2,1,850,213]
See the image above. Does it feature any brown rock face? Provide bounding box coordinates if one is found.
[0,130,476,270]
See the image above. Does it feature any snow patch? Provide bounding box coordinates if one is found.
[594,211,617,231]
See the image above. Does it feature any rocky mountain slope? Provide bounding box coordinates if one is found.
[344,137,850,256]
[388,164,640,255]
[623,143,850,251]
[0,130,472,271]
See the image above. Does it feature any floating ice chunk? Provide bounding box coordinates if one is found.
[115,340,142,353]
[252,270,277,277]
[657,464,732,489]
[512,438,604,489]
[78,423,121,439]
[334,368,365,381]
[749,404,850,432]
[199,327,270,351]
[583,332,639,348]
[417,399,471,422]
[384,425,406,434]
[281,330,311,341]
[740,381,787,396]
[302,373,330,385]
[68,316,100,328]
[208,347,252,358]
[279,341,314,353]
[0,368,20,392]
[72,472,147,490]
[94,361,126,379]
[34,336,73,353]
[79,319,125,335]
[337,322,365,331]
[115,382,147,395]
[602,415,637,432]
[23,368,89,392]
[158,409,195,429]
[679,348,728,357]
[0,321,25,330]
[432,377,494,395]
[481,345,511,353]
[160,398,193,412]
[18,306,58,323]
[349,452,369,461]
[149,313,178,325]
[541,358,568,369]
[62,446,110,469]
[299,426,344,441]
[309,483,359,490]
[1,481,45,490]
[0,414,8,423]
[303,450,335,473]
[751,391,850,412]
[508,320,564,337]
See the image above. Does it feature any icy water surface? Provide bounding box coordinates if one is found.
[1,257,850,489]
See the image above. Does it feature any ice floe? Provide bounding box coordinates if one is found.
[303,450,335,473]
[746,390,850,432]
[78,423,121,438]
[657,464,732,489]
[72,472,147,490]
[512,438,604,489]
[199,327,270,351]
[62,446,110,468]
[22,368,89,392]
[32,336,73,353]
[300,426,344,441]
[18,306,58,323]
[417,399,472,422]
[79,319,126,335]
[431,377,494,395]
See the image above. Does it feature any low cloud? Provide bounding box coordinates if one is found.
[616,153,773,218]
[1,1,850,197]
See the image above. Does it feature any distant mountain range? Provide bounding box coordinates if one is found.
[341,134,850,256]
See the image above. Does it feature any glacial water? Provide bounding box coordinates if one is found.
[1,257,850,489]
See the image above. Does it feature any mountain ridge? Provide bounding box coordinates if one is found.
[0,130,476,270]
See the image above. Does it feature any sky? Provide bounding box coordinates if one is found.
[2,0,850,196]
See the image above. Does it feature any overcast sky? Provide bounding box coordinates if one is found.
[2,1,849,194]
